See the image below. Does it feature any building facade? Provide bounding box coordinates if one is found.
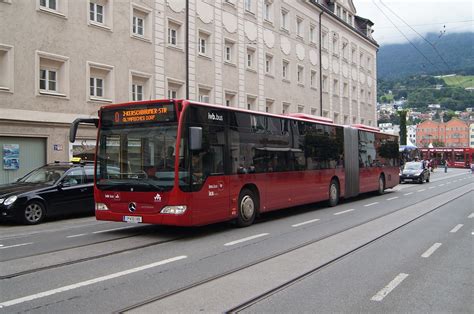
[0,0,378,184]
[470,123,474,148]
[416,118,470,148]
[407,125,416,146]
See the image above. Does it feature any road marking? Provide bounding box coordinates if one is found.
[0,242,33,250]
[334,209,355,215]
[92,226,137,234]
[364,202,379,207]
[447,181,451,184]
[0,244,3,247]
[371,273,409,302]
[438,184,445,187]
[421,243,442,258]
[67,234,87,238]
[417,189,426,192]
[450,224,463,233]
[224,233,269,246]
[292,219,320,227]
[404,192,413,196]
[0,255,187,308]
[428,187,435,189]
[386,197,398,201]
[468,213,474,219]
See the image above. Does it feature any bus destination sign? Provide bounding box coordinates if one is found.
[102,103,176,126]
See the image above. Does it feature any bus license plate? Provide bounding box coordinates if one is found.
[123,216,142,223]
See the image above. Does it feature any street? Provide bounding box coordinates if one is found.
[1,168,472,313]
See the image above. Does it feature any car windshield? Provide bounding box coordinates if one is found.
[404,162,422,170]
[96,124,181,192]
[17,166,67,185]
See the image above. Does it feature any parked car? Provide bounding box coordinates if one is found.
[0,161,95,224]
[400,161,430,184]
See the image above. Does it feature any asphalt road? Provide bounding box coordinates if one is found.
[0,168,472,313]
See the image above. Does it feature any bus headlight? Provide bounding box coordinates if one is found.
[161,205,187,215]
[95,203,109,211]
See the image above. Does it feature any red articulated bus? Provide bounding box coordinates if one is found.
[419,147,474,168]
[70,99,399,227]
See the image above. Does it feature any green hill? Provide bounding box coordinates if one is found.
[440,75,474,88]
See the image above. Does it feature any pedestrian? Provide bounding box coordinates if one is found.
[444,159,448,173]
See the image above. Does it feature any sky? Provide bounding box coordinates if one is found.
[355,0,474,45]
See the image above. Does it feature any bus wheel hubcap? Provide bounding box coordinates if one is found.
[241,196,254,220]
[330,184,337,200]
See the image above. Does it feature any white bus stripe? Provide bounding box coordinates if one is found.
[450,224,463,233]
[0,256,187,308]
[224,233,269,246]
[334,209,355,215]
[0,243,33,250]
[292,219,320,227]
[371,273,409,302]
[421,243,442,258]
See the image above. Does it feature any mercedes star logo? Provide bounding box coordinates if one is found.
[128,202,137,213]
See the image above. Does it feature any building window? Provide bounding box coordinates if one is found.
[296,17,303,38]
[247,48,255,69]
[282,102,290,114]
[225,92,236,107]
[89,2,103,23]
[40,0,56,10]
[199,87,211,103]
[322,75,328,92]
[342,41,349,59]
[352,47,357,63]
[168,20,182,47]
[131,3,151,41]
[298,105,304,113]
[343,10,347,23]
[343,82,348,97]
[266,99,274,113]
[311,108,317,115]
[0,44,14,92]
[224,39,234,63]
[37,51,70,97]
[297,65,304,85]
[282,60,289,80]
[263,0,272,22]
[167,79,183,99]
[332,33,339,56]
[244,0,252,13]
[322,30,328,50]
[310,25,316,44]
[281,9,288,31]
[310,70,317,89]
[367,56,372,72]
[130,70,151,101]
[247,96,256,111]
[360,52,364,67]
[88,61,114,102]
[336,6,341,17]
[265,54,273,75]
[333,79,339,95]
[198,31,210,57]
[334,112,339,123]
[360,88,365,101]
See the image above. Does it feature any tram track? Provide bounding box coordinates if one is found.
[2,180,470,282]
[117,183,472,313]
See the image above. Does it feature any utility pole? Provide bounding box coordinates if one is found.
[185,0,189,99]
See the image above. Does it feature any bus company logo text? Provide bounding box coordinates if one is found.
[154,193,162,202]
[208,112,223,122]
[104,192,120,201]
[115,108,168,123]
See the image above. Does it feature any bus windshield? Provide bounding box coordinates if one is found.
[96,124,179,192]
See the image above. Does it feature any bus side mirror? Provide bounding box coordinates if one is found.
[189,127,202,151]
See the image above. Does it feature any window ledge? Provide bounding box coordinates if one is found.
[298,83,305,87]
[167,44,184,52]
[263,19,274,27]
[89,96,113,103]
[224,61,237,67]
[332,53,339,58]
[282,79,291,84]
[39,90,67,98]
[89,21,112,32]
[280,28,290,34]
[322,47,328,53]
[309,42,317,48]
[245,10,256,19]
[246,68,257,74]
[0,86,12,93]
[311,87,318,91]
[38,7,67,19]
[265,73,275,79]
[131,34,152,43]
[198,54,212,61]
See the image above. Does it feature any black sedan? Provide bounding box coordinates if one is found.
[0,162,95,224]
[400,161,430,184]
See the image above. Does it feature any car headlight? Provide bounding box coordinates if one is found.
[0,198,4,204]
[4,196,18,206]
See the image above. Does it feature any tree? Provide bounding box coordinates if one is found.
[398,110,407,145]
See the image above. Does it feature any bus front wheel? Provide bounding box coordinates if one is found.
[236,189,257,227]
[328,180,340,207]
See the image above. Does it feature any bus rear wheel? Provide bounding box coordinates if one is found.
[328,180,340,207]
[236,189,257,227]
